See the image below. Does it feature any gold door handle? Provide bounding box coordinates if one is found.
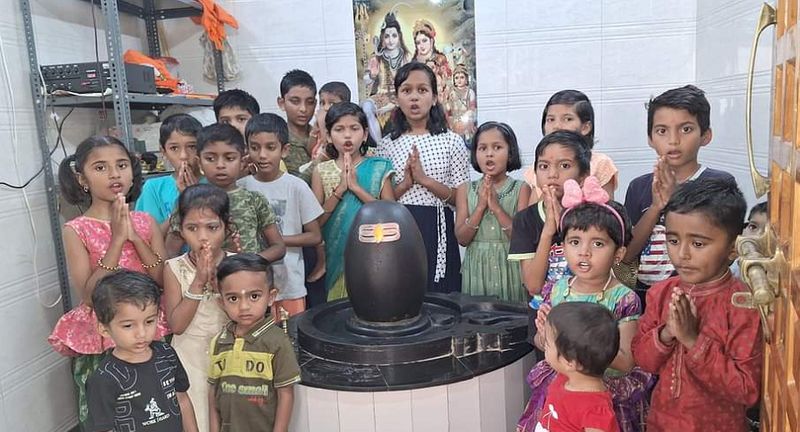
[745,2,776,198]
[734,231,784,343]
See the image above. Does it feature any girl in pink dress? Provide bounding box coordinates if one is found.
[47,136,169,424]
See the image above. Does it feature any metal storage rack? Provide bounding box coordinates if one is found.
[20,0,224,312]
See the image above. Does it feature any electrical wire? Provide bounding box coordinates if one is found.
[0,5,63,190]
[0,32,61,308]
[53,108,74,159]
[0,108,73,189]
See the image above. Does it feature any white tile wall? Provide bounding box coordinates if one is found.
[446,378,481,432]
[164,0,358,113]
[1,1,144,431]
[696,0,773,205]
[372,390,413,432]
[410,385,449,431]
[162,1,768,205]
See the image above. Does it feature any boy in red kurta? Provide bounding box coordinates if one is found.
[632,178,762,432]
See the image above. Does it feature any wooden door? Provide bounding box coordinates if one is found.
[742,2,800,431]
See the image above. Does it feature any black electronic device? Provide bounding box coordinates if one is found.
[40,62,157,94]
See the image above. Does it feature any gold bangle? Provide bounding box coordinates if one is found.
[97,258,120,272]
[464,217,479,230]
[332,190,343,200]
[141,252,163,269]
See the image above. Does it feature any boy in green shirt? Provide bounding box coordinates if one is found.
[209,253,300,432]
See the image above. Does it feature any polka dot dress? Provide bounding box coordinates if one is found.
[378,131,469,282]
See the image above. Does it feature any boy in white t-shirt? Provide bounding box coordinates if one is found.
[240,113,324,319]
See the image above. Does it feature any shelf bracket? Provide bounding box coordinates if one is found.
[100,0,134,147]
[20,0,72,313]
[143,0,161,57]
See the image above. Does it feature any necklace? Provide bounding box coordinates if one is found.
[454,86,470,108]
[474,178,515,200]
[382,48,404,70]
[564,272,614,301]
[494,178,515,200]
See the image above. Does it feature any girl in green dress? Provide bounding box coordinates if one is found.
[455,122,531,302]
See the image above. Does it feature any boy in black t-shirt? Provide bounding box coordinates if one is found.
[86,271,198,432]
[623,85,735,304]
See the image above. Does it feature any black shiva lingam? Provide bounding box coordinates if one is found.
[293,201,531,391]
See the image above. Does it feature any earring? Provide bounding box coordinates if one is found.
[83,186,89,193]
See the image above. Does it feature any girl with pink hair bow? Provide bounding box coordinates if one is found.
[517,176,655,432]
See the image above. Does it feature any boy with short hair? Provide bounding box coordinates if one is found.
[309,81,352,161]
[623,85,735,299]
[632,178,762,432]
[277,69,317,183]
[135,113,202,226]
[213,87,290,176]
[213,88,260,137]
[208,253,300,432]
[86,271,198,432]
[166,123,286,262]
[240,113,324,317]
[319,81,351,109]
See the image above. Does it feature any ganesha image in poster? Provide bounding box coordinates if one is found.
[353,0,477,143]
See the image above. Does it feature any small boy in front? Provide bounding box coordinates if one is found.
[623,85,735,301]
[240,113,324,317]
[166,123,286,262]
[632,178,762,432]
[536,302,620,432]
[277,69,317,184]
[86,271,198,432]
[208,253,301,432]
[135,113,203,228]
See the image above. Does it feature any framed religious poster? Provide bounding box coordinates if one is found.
[353,0,477,144]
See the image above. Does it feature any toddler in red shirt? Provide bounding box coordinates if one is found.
[533,302,620,432]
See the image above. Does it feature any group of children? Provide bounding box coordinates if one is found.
[45,60,764,432]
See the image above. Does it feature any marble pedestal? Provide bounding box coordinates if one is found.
[289,351,535,432]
